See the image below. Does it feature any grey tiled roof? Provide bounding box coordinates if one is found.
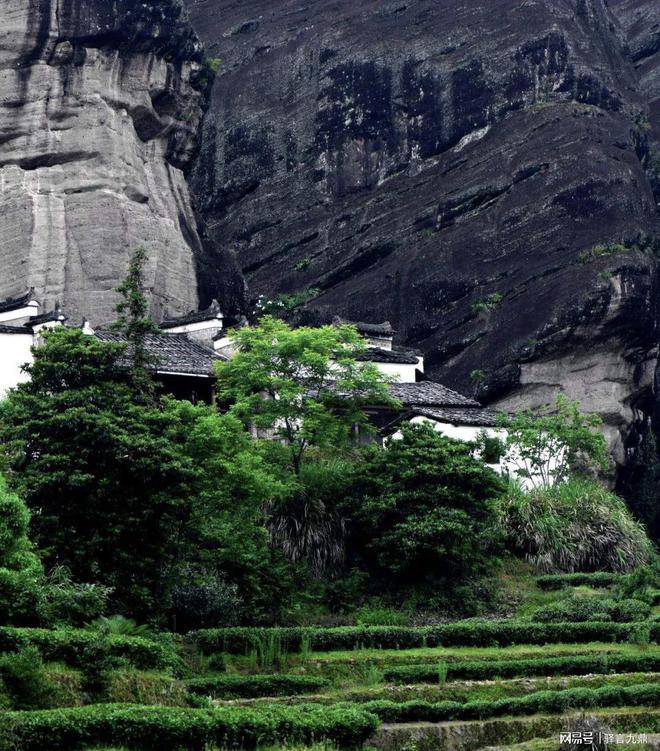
[389,380,481,408]
[95,332,224,376]
[0,291,32,314]
[0,325,30,335]
[27,311,67,326]
[411,406,499,427]
[358,347,420,364]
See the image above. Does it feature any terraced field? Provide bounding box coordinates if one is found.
[0,574,658,750]
[198,643,660,750]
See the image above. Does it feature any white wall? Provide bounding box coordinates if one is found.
[394,415,560,490]
[365,335,393,350]
[373,361,420,383]
[164,318,223,336]
[0,302,39,324]
[164,319,223,347]
[0,332,33,397]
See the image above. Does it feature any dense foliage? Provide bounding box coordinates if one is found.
[497,395,608,488]
[498,479,652,573]
[0,329,195,618]
[0,256,657,750]
[0,475,42,625]
[0,702,379,751]
[216,316,393,474]
[359,683,660,723]
[340,423,505,602]
[190,619,659,655]
[383,652,660,683]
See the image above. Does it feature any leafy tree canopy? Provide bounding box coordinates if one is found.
[0,327,194,618]
[216,316,396,473]
[111,246,160,401]
[498,395,608,488]
[163,400,298,625]
[0,474,43,625]
[341,423,506,596]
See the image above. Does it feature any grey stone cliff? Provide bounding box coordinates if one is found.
[0,0,217,324]
[185,0,660,476]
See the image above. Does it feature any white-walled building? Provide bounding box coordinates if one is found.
[347,319,559,488]
[0,292,68,398]
[160,300,224,345]
[0,325,33,396]
[0,297,554,486]
[0,294,225,404]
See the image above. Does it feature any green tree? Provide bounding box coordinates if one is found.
[0,328,194,618]
[112,246,160,401]
[0,475,43,625]
[499,395,608,488]
[216,316,394,475]
[341,423,505,598]
[163,400,297,625]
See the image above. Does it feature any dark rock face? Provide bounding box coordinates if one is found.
[610,0,660,197]
[0,0,243,324]
[186,0,660,466]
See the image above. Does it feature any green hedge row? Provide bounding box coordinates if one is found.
[535,573,621,590]
[0,702,378,751]
[0,627,174,670]
[532,598,651,624]
[359,682,660,723]
[190,621,660,655]
[186,674,328,699]
[384,652,660,684]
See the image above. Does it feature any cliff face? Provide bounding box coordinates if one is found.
[186,0,660,466]
[0,0,219,324]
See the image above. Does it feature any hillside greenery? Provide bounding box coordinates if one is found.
[0,253,656,748]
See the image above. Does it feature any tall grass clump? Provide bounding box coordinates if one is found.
[497,479,652,573]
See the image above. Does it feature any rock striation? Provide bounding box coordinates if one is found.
[0,0,231,324]
[186,0,660,468]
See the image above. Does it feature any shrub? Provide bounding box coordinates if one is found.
[0,568,43,627]
[498,480,653,573]
[185,674,328,699]
[78,641,114,702]
[0,647,55,710]
[610,599,652,623]
[383,653,660,684]
[472,293,504,315]
[170,567,244,632]
[627,623,651,646]
[614,564,659,603]
[533,596,612,623]
[536,573,621,590]
[0,476,44,626]
[0,627,174,670]
[359,683,660,723]
[190,619,659,655]
[87,615,152,638]
[355,607,410,627]
[37,566,110,627]
[533,595,651,623]
[0,702,379,750]
[341,424,505,597]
